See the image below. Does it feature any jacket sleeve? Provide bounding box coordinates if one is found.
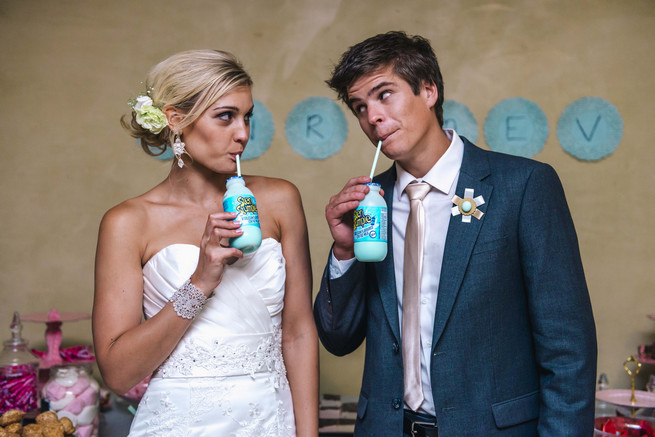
[313,250,368,356]
[518,163,597,436]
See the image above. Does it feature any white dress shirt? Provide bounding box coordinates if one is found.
[330,129,464,415]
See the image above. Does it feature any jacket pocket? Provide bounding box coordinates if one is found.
[472,236,508,254]
[357,393,368,420]
[491,390,539,428]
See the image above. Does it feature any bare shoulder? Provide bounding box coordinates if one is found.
[245,175,302,206]
[101,197,145,235]
[97,192,159,255]
[244,176,305,241]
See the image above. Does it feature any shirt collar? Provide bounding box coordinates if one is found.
[395,129,464,201]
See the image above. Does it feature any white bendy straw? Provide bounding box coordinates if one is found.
[236,154,241,177]
[369,140,382,179]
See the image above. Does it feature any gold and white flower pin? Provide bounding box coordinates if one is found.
[451,188,485,223]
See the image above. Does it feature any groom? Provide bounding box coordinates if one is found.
[313,31,597,436]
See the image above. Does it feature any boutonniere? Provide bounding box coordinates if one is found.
[451,188,485,223]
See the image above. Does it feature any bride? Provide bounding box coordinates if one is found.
[92,49,318,436]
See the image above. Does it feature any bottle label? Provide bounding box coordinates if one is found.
[353,206,387,242]
[223,195,260,228]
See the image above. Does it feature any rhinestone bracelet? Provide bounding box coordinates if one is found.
[169,279,208,319]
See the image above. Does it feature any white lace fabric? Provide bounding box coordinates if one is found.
[155,326,287,389]
[128,239,296,436]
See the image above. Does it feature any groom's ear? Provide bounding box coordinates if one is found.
[421,80,439,110]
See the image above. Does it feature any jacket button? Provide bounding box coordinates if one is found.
[392,342,399,354]
[392,397,402,409]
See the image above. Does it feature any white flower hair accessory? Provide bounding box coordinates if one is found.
[129,95,168,134]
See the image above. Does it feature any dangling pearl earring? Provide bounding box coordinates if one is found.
[172,133,186,168]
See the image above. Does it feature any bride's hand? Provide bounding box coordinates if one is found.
[190,211,243,295]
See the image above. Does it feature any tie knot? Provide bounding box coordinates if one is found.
[405,182,431,201]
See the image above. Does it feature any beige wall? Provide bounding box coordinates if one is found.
[1,0,654,395]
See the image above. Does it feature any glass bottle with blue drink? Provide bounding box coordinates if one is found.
[222,176,262,254]
[353,182,388,262]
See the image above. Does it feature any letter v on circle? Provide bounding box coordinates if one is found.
[576,115,601,141]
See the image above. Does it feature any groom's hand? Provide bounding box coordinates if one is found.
[326,176,383,261]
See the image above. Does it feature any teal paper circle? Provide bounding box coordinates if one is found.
[154,147,175,160]
[557,97,623,161]
[484,97,549,158]
[137,139,174,161]
[285,97,347,159]
[443,100,478,142]
[243,100,274,161]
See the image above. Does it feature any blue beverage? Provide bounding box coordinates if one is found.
[353,183,388,262]
[222,176,262,254]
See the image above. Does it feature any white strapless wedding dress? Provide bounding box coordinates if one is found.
[128,238,296,436]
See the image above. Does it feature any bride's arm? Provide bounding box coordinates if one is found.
[93,202,191,394]
[274,180,319,436]
[92,202,242,394]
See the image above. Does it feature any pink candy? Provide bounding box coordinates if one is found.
[69,376,90,396]
[63,386,97,415]
[77,424,94,437]
[0,364,38,414]
[44,380,67,401]
[42,364,99,436]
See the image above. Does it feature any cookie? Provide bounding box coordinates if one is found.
[0,410,24,426]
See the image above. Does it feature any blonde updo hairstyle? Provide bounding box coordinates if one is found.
[122,49,253,156]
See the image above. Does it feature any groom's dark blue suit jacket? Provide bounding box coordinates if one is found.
[314,139,597,436]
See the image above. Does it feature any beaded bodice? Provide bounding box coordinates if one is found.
[142,238,287,380]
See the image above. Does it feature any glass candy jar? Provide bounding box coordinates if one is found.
[42,363,100,437]
[0,312,39,415]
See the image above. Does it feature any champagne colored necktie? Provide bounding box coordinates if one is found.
[402,181,431,411]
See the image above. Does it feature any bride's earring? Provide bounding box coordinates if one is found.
[172,133,186,168]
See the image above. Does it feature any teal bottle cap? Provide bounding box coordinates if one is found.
[226,176,245,188]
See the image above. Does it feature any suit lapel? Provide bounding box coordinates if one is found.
[373,166,401,343]
[432,140,493,350]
